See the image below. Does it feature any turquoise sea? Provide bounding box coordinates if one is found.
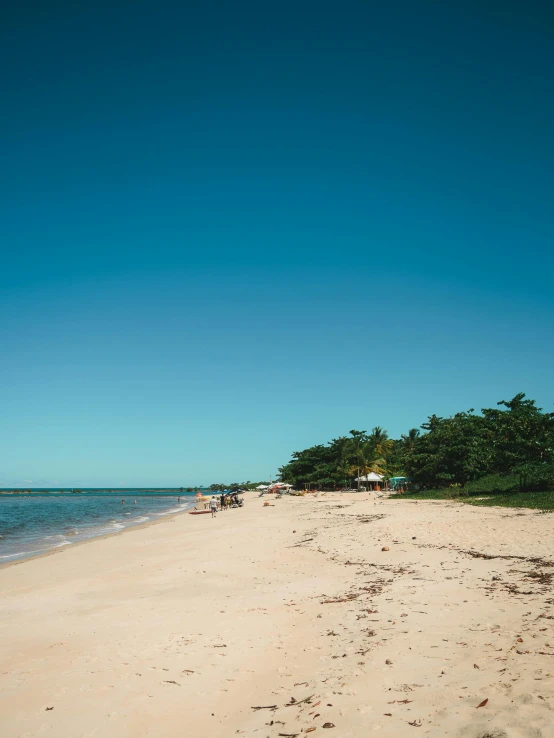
[0,490,202,563]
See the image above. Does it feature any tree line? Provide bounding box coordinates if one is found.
[208,481,270,492]
[277,393,554,492]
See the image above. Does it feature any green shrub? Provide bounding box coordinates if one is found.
[463,474,520,495]
[516,463,554,491]
[444,484,469,499]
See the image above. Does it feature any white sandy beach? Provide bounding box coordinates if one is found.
[1,493,553,738]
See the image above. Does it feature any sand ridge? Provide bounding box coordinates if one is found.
[1,493,553,737]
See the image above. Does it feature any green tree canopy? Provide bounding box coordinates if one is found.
[276,394,554,492]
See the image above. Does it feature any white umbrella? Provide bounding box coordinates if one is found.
[256,484,269,489]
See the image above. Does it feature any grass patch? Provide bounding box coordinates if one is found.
[469,489,554,510]
[390,487,554,510]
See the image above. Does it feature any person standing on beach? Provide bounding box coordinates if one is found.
[210,496,218,518]
[220,493,225,510]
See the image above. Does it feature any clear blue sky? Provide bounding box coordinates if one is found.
[1,1,553,487]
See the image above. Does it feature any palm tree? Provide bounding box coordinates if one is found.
[367,427,393,479]
[358,440,376,487]
[347,438,375,490]
[346,428,397,488]
[348,430,367,490]
[369,426,388,451]
[401,428,420,453]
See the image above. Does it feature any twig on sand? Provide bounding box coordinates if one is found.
[285,694,314,707]
[251,705,278,711]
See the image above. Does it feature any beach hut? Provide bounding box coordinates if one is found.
[354,472,384,490]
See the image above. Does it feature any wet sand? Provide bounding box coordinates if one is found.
[1,492,553,737]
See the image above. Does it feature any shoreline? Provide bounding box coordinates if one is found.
[1,493,553,737]
[0,498,201,570]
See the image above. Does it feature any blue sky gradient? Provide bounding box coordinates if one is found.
[1,1,553,486]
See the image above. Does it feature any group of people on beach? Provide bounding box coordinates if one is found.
[209,493,242,517]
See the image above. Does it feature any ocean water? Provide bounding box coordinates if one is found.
[0,491,200,563]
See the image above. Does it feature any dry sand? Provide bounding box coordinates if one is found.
[1,493,554,738]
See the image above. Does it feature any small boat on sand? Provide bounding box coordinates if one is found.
[188,509,211,515]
